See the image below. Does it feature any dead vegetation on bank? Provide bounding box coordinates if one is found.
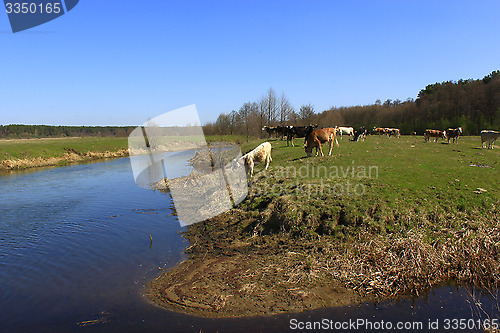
[148,169,500,317]
[0,148,129,171]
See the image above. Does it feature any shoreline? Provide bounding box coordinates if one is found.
[0,148,130,171]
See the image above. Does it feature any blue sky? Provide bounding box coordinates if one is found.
[1,0,499,126]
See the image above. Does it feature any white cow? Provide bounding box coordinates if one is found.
[337,126,354,139]
[481,130,500,149]
[241,142,272,177]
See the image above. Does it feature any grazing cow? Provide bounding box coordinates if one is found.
[424,129,447,142]
[352,126,368,141]
[242,142,272,177]
[305,127,339,157]
[386,128,401,138]
[373,127,387,136]
[481,130,500,149]
[286,124,318,147]
[446,127,463,143]
[337,126,354,139]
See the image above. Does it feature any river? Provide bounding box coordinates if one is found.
[0,157,498,332]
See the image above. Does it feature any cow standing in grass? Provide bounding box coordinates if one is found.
[352,126,368,141]
[481,130,500,149]
[386,128,401,138]
[262,126,275,138]
[286,124,318,147]
[424,129,447,142]
[337,126,354,139]
[242,142,272,177]
[373,127,387,136]
[446,127,462,143]
[305,127,339,157]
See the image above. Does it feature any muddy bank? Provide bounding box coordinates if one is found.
[147,169,500,318]
[148,252,369,318]
[0,148,129,171]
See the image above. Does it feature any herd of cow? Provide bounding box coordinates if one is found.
[262,124,499,149]
[240,125,499,176]
[262,125,370,147]
[423,127,462,143]
[422,127,500,149]
[241,125,371,175]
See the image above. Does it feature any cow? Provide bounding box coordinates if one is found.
[424,129,447,142]
[286,124,318,147]
[241,142,272,177]
[337,126,354,139]
[352,126,368,141]
[446,127,462,143]
[481,130,500,149]
[373,127,387,136]
[275,125,287,140]
[386,128,401,138]
[262,126,277,137]
[305,127,339,157]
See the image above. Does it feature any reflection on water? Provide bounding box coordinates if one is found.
[0,157,188,331]
[0,157,499,332]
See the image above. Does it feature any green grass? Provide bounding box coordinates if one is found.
[241,135,498,235]
[0,137,128,162]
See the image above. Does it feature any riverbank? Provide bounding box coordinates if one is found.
[147,136,500,317]
[0,135,251,171]
[0,137,129,171]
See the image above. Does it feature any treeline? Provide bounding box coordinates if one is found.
[0,125,135,138]
[204,71,500,137]
[203,88,316,139]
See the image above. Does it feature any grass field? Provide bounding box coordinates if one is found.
[149,134,500,317]
[0,137,128,162]
[0,135,252,163]
[245,135,498,227]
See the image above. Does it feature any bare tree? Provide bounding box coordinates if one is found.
[261,88,278,125]
[278,93,293,126]
[299,104,315,125]
[238,102,252,141]
[229,110,237,135]
[287,110,300,124]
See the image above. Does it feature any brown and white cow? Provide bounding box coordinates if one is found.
[242,142,272,177]
[386,128,401,138]
[446,127,462,143]
[373,127,387,135]
[481,130,500,149]
[424,129,447,142]
[305,127,339,157]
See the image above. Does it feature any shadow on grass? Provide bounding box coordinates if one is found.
[291,156,309,162]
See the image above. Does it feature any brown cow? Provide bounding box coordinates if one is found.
[386,128,401,138]
[373,127,387,135]
[446,127,462,143]
[305,127,339,157]
[424,129,447,142]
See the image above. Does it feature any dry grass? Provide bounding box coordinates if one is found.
[0,149,129,170]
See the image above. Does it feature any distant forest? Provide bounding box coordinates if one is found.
[2,71,498,139]
[0,125,135,139]
[204,70,500,137]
